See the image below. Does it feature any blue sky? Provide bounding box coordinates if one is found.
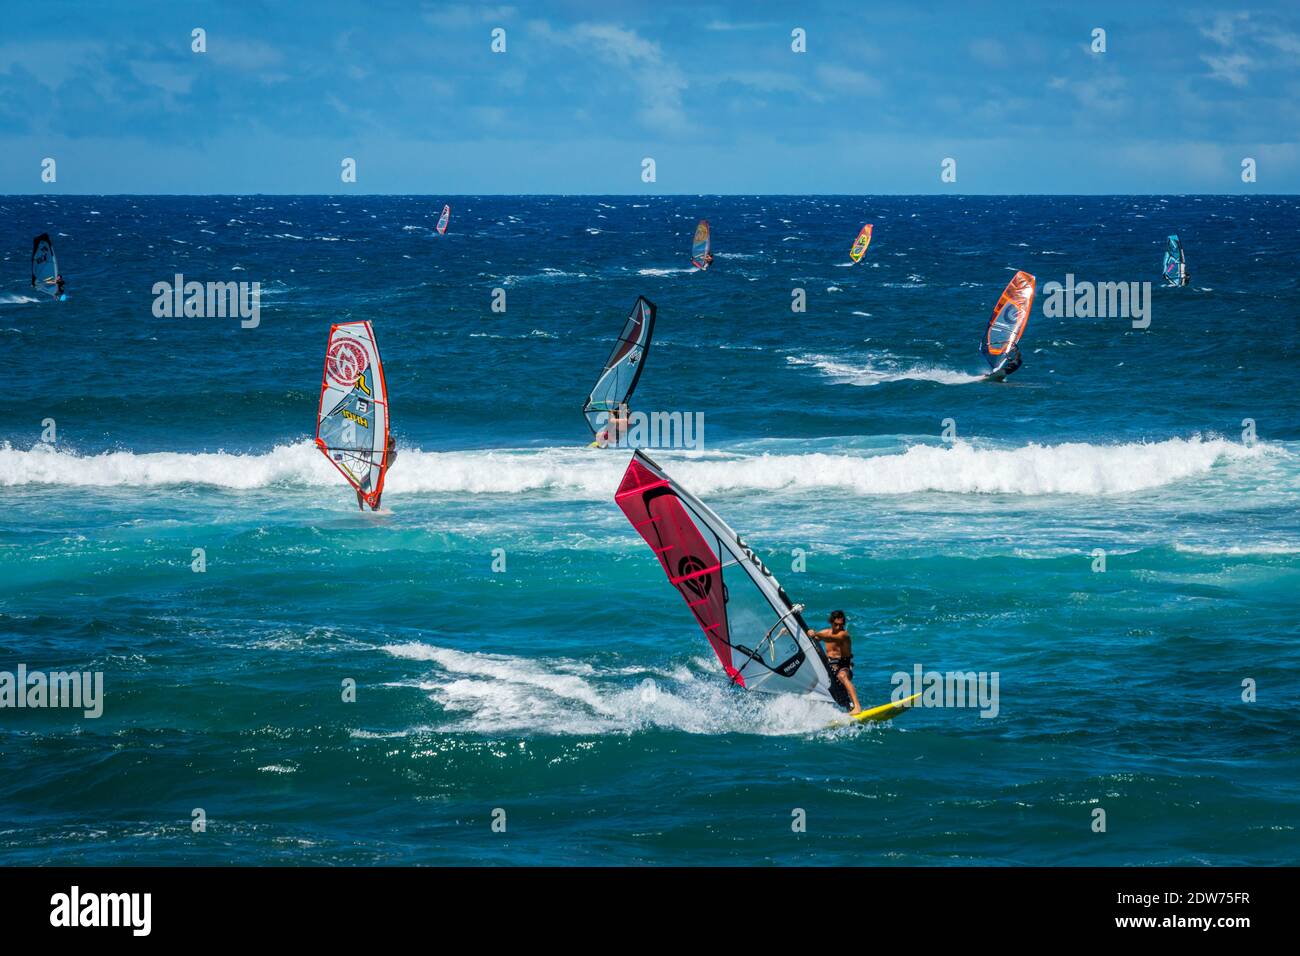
[2,0,1298,193]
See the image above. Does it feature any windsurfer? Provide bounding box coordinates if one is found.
[999,345,1022,378]
[55,275,65,297]
[806,610,862,713]
[595,403,630,448]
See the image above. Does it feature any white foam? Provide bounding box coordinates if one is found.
[788,352,983,386]
[636,267,695,276]
[1174,542,1300,556]
[1,436,1275,498]
[667,438,1269,497]
[382,641,850,736]
[500,268,588,286]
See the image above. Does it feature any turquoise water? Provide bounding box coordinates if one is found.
[1,195,1297,865]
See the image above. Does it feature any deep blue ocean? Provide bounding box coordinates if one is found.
[1,195,1297,865]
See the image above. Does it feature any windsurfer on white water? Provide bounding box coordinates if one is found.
[593,402,630,448]
[807,610,862,714]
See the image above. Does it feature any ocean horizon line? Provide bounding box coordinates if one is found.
[2,192,1292,199]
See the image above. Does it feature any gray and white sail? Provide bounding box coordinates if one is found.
[583,296,656,436]
[30,234,59,298]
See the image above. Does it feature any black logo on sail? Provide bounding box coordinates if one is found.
[677,555,712,598]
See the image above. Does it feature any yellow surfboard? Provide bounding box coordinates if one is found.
[828,692,920,728]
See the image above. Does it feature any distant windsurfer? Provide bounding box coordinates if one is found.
[55,275,65,298]
[592,403,630,448]
[701,251,713,269]
[807,610,862,714]
[997,345,1022,379]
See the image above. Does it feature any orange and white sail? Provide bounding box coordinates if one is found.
[981,271,1035,376]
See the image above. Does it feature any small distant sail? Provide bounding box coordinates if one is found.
[981,270,1035,380]
[31,233,61,299]
[690,219,711,270]
[615,450,849,707]
[583,296,656,440]
[1163,234,1186,286]
[436,204,451,235]
[315,321,393,509]
[848,223,873,263]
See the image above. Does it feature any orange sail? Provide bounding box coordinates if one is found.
[981,271,1035,377]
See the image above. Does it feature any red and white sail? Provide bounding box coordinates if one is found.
[615,450,842,704]
[315,321,392,508]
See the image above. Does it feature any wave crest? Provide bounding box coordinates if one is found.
[0,436,1272,498]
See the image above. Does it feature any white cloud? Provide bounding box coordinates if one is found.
[495,67,527,93]
[1202,53,1252,87]
[1065,74,1129,113]
[1257,29,1300,55]
[704,20,773,32]
[0,40,106,89]
[1193,12,1300,87]
[1199,12,1249,47]
[534,22,688,131]
[422,5,517,29]
[325,92,382,128]
[721,70,811,95]
[128,61,194,96]
[208,39,284,73]
[969,38,1008,69]
[815,64,882,98]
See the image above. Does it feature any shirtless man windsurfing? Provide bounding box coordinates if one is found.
[807,610,862,714]
[592,403,630,448]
